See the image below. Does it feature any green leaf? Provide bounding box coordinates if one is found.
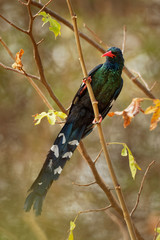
[156,227,160,234]
[39,11,47,17]
[121,144,128,156]
[38,11,61,38]
[49,19,61,38]
[127,148,141,179]
[156,234,160,240]
[33,110,66,126]
[68,221,76,240]
[55,111,67,119]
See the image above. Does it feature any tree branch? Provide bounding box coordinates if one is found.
[0,62,40,81]
[72,181,96,187]
[21,68,53,109]
[66,1,137,239]
[78,141,122,216]
[0,14,28,33]
[25,0,67,113]
[31,0,156,99]
[0,38,15,60]
[130,160,155,217]
[78,204,112,215]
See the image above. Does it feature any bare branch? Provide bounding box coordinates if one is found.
[0,38,15,60]
[36,38,44,46]
[130,160,155,217]
[106,210,129,240]
[72,181,96,187]
[94,148,103,164]
[21,68,53,109]
[0,62,40,80]
[123,66,155,99]
[17,0,28,5]
[33,0,53,18]
[122,25,127,54]
[131,69,156,92]
[25,1,67,113]
[0,14,27,33]
[83,23,109,49]
[78,204,112,215]
[78,141,122,216]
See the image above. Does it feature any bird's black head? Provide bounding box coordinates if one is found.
[102,47,124,66]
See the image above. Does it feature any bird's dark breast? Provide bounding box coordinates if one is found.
[92,69,122,109]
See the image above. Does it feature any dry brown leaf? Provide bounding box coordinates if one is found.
[108,98,143,128]
[12,49,24,70]
[144,99,160,130]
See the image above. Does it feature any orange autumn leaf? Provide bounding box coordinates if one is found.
[144,99,160,130]
[12,49,24,70]
[108,98,143,128]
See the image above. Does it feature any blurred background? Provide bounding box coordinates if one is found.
[0,0,160,239]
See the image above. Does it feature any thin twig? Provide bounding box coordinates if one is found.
[0,35,53,110]
[0,62,40,80]
[130,160,155,217]
[131,69,156,92]
[21,68,53,109]
[78,141,122,216]
[36,38,44,46]
[33,0,53,18]
[17,0,28,5]
[94,148,103,164]
[78,204,112,215]
[106,210,129,240]
[83,23,109,49]
[122,25,127,54]
[123,66,155,99]
[72,181,96,187]
[0,38,15,60]
[0,14,27,33]
[66,1,137,239]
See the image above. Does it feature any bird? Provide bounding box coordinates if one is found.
[24,47,124,216]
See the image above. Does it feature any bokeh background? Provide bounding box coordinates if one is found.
[0,0,160,239]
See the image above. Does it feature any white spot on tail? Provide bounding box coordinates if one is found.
[38,182,43,185]
[48,159,53,171]
[58,133,66,144]
[50,145,59,158]
[54,166,63,175]
[62,152,73,159]
[68,140,79,146]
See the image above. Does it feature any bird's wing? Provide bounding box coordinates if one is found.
[101,77,123,119]
[82,78,123,138]
[70,64,103,108]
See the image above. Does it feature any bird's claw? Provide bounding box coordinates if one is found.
[92,114,102,124]
[82,76,92,84]
[80,76,92,95]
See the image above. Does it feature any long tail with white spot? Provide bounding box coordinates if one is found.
[24,122,86,215]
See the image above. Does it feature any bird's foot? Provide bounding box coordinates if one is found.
[80,76,92,95]
[92,114,102,124]
[82,76,92,84]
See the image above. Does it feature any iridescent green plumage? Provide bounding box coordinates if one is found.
[24,47,124,215]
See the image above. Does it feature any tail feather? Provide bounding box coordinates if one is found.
[24,122,86,215]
